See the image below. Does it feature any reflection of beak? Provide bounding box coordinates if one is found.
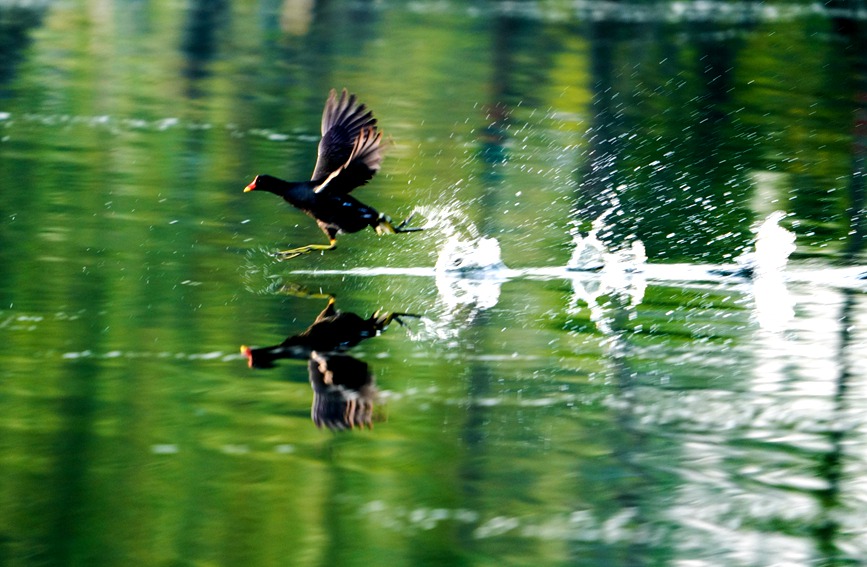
[243,182,256,193]
[240,345,253,367]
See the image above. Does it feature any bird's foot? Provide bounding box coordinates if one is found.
[278,282,335,300]
[371,311,421,330]
[394,213,424,233]
[274,241,337,260]
[376,213,424,235]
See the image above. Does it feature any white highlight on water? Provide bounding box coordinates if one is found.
[742,211,796,332]
[565,205,647,333]
[407,204,508,340]
[567,205,646,273]
[435,235,505,273]
[737,210,796,276]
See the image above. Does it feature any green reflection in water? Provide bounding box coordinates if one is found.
[1,1,867,566]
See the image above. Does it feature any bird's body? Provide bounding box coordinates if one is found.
[253,175,383,238]
[240,297,412,368]
[244,89,421,259]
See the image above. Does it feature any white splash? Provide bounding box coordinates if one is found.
[416,203,480,240]
[741,211,796,331]
[413,202,507,276]
[409,204,506,340]
[428,236,505,340]
[567,231,606,271]
[436,271,502,312]
[568,268,646,335]
[737,210,796,276]
[435,235,506,273]
[567,206,646,273]
[566,206,646,333]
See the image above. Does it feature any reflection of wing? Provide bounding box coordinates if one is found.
[309,352,376,430]
[311,89,377,182]
[314,127,383,195]
[311,297,338,324]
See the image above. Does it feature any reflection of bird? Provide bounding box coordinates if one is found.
[240,297,416,431]
[309,352,376,430]
[243,89,422,260]
[240,297,412,369]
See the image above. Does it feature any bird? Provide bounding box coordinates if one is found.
[243,88,422,260]
[308,351,377,430]
[240,296,416,369]
[240,295,417,430]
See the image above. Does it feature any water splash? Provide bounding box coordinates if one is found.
[741,211,796,331]
[435,236,505,273]
[240,247,292,295]
[414,203,481,241]
[567,230,606,271]
[406,203,507,340]
[567,205,646,273]
[736,211,796,276]
[568,269,646,335]
[435,272,502,312]
[410,201,507,275]
[566,206,646,334]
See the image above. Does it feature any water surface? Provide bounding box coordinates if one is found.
[2,1,867,566]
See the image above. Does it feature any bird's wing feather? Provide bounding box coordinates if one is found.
[314,127,384,195]
[311,89,377,181]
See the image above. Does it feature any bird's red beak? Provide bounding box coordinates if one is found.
[240,345,254,368]
[243,179,256,192]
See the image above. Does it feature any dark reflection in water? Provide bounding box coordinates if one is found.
[241,293,416,430]
[576,18,630,220]
[814,288,859,565]
[180,0,229,98]
[0,5,46,93]
[594,308,657,565]
[831,8,867,260]
[575,13,758,261]
[307,351,376,430]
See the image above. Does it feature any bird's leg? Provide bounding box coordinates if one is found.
[278,282,335,302]
[370,311,421,331]
[375,213,424,235]
[275,239,337,260]
[394,213,424,233]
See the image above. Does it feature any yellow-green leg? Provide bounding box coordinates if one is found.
[278,282,335,301]
[275,239,337,260]
[371,311,420,330]
[375,213,423,235]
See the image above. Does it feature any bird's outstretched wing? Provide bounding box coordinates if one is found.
[311,89,377,181]
[314,126,383,195]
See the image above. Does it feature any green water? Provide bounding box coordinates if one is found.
[2,1,867,566]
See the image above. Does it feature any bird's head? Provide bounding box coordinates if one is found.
[240,345,257,368]
[243,175,261,192]
[243,174,280,193]
[240,344,275,369]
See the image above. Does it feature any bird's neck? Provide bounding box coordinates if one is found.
[273,180,315,206]
[260,178,303,197]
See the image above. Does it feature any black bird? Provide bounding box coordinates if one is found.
[244,88,422,259]
[308,351,377,430]
[240,296,417,430]
[240,296,415,369]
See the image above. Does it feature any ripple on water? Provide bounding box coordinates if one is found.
[0,111,309,144]
[61,349,244,362]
